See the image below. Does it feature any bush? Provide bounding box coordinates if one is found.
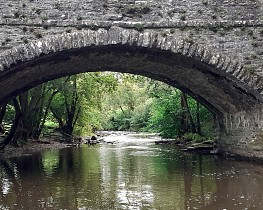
[182,133,207,143]
[103,111,131,131]
[130,101,152,131]
[146,92,182,138]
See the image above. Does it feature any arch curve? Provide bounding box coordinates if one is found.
[0,27,262,115]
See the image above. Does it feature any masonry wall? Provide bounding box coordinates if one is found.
[218,110,263,160]
[0,0,262,78]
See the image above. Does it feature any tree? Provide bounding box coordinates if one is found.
[147,88,182,137]
[101,73,151,131]
[50,75,80,136]
[180,92,196,135]
[0,102,7,133]
[10,79,67,146]
[50,73,117,136]
[0,98,22,149]
[99,74,214,137]
[11,86,46,145]
[196,101,201,134]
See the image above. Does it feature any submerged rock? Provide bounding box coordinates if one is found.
[91,136,97,140]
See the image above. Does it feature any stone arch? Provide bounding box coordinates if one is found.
[0,27,262,115]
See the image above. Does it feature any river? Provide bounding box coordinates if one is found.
[0,132,263,210]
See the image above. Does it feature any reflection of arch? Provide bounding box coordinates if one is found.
[0,27,262,115]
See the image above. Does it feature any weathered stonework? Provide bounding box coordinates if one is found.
[0,0,263,160]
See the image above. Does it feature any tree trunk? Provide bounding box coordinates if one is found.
[14,85,46,141]
[180,92,188,134]
[37,90,59,138]
[12,93,29,144]
[0,102,7,133]
[62,76,79,136]
[196,101,201,134]
[26,85,43,139]
[0,102,7,124]
[0,98,22,150]
[180,92,196,134]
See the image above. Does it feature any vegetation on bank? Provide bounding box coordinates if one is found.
[0,72,214,149]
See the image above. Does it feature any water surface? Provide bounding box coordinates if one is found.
[0,133,263,210]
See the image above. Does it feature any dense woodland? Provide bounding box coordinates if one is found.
[0,72,214,149]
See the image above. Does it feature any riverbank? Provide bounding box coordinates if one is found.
[155,134,217,154]
[0,138,72,159]
[0,131,128,158]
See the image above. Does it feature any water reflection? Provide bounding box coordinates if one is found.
[0,137,262,210]
[42,150,60,176]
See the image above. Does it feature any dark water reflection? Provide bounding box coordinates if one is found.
[0,136,263,210]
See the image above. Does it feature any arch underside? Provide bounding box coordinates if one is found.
[0,44,261,115]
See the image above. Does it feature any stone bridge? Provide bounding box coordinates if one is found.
[0,0,263,160]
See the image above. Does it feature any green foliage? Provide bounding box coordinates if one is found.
[182,133,208,143]
[49,72,117,136]
[42,150,60,175]
[101,73,147,131]
[100,74,214,139]
[130,100,152,131]
[42,120,58,133]
[2,104,15,125]
[2,72,213,143]
[104,111,131,131]
[147,89,182,138]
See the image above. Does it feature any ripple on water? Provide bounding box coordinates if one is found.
[1,133,263,210]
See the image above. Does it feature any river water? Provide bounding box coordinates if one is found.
[0,132,263,210]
